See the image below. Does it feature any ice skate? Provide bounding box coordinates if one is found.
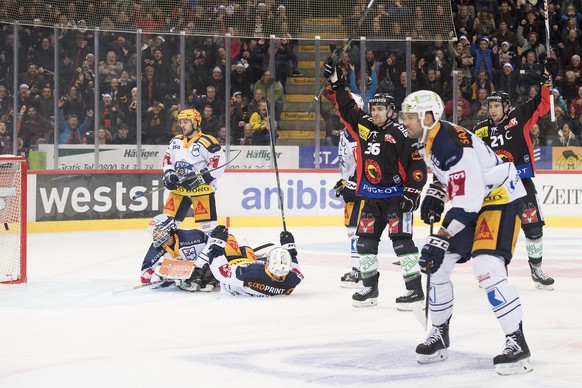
[416,324,449,364]
[494,323,533,376]
[340,268,363,288]
[395,288,424,311]
[352,273,379,307]
[529,262,555,290]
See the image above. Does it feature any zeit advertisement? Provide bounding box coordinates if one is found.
[27,171,582,222]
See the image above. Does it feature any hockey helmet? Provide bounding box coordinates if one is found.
[351,93,365,110]
[368,93,395,113]
[486,91,511,109]
[177,109,202,125]
[148,214,178,247]
[401,90,444,123]
[266,247,292,277]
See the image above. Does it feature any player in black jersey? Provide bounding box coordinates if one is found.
[473,61,555,290]
[324,60,427,309]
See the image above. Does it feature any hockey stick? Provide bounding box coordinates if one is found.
[131,152,241,200]
[263,86,287,232]
[112,279,170,295]
[424,213,435,330]
[543,0,556,122]
[305,0,376,114]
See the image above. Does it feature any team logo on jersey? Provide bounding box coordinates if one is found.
[487,287,507,308]
[191,143,201,157]
[194,201,209,216]
[384,134,396,143]
[475,218,494,241]
[164,197,176,211]
[453,125,471,145]
[388,215,399,234]
[219,263,232,278]
[413,169,424,182]
[358,216,375,234]
[447,171,466,198]
[505,117,518,129]
[496,149,514,162]
[358,123,370,140]
[522,205,538,224]
[365,160,382,184]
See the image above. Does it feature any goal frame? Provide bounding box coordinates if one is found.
[0,155,27,284]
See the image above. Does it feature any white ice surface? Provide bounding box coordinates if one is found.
[1,225,581,387]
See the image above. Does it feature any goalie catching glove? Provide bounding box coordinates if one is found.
[419,235,449,274]
[182,168,213,190]
[334,177,357,203]
[421,183,446,224]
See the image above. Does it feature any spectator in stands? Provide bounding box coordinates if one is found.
[569,85,582,118]
[58,54,77,94]
[471,69,495,100]
[141,65,164,109]
[61,86,87,122]
[200,104,219,136]
[18,63,47,96]
[111,123,134,144]
[554,122,581,146]
[445,86,471,119]
[564,54,582,80]
[57,101,93,145]
[557,70,580,103]
[494,62,519,103]
[143,101,168,145]
[231,62,254,102]
[254,69,283,121]
[247,88,266,118]
[0,84,11,118]
[230,91,248,140]
[18,105,53,148]
[473,7,496,37]
[249,100,270,145]
[37,85,55,122]
[519,32,545,62]
[470,86,490,119]
[98,93,124,134]
[517,51,542,99]
[471,36,494,80]
[16,84,35,111]
[518,11,544,47]
[113,35,135,65]
[199,85,225,120]
[239,122,254,145]
[493,21,517,50]
[530,123,543,146]
[207,67,226,102]
[497,1,516,30]
[33,37,54,73]
[89,127,113,145]
[454,5,474,38]
[0,121,11,155]
[216,125,228,145]
[421,67,446,98]
[98,51,123,91]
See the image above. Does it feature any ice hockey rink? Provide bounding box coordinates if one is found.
[1,225,581,387]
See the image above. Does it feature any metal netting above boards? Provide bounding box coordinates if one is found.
[3,0,457,42]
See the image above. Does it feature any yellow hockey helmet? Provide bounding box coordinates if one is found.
[177,109,202,125]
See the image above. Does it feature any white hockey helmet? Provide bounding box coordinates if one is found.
[266,247,292,277]
[401,90,444,123]
[351,93,364,110]
[148,214,178,247]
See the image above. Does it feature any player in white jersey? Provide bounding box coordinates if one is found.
[401,90,533,376]
[161,109,226,233]
[140,214,255,292]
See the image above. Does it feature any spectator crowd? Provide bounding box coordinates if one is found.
[1,0,582,158]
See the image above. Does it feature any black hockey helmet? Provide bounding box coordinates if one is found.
[368,93,395,113]
[486,91,511,108]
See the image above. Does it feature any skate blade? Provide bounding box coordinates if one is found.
[198,284,215,292]
[396,300,425,312]
[341,282,364,289]
[352,298,378,308]
[495,358,534,375]
[417,349,448,364]
[534,282,555,291]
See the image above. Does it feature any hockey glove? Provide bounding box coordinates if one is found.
[162,169,180,190]
[542,57,558,86]
[280,230,297,258]
[419,235,449,274]
[400,188,421,213]
[421,184,446,224]
[199,225,229,264]
[334,178,357,203]
[323,60,339,89]
[182,168,213,190]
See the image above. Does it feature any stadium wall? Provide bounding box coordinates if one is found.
[25,170,582,233]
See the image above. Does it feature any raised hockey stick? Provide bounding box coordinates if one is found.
[305,0,376,114]
[131,152,241,200]
[543,0,556,122]
[112,279,170,295]
[263,86,287,232]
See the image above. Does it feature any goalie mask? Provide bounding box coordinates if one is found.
[148,214,178,247]
[266,247,292,277]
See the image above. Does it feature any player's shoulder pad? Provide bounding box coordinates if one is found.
[472,119,490,139]
[443,121,473,148]
[176,228,207,246]
[198,134,222,152]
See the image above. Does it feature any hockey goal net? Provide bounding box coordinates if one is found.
[0,156,27,284]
